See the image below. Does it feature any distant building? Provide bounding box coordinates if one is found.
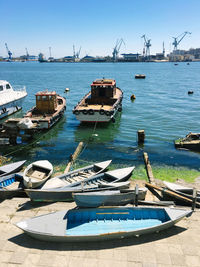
[121,53,140,61]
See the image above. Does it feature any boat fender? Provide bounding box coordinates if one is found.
[118,107,122,112]
[82,109,88,115]
[88,109,94,115]
[74,110,80,115]
[105,111,110,116]
[99,109,105,115]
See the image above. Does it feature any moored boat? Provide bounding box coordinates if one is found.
[41,160,112,189]
[72,78,123,123]
[174,132,200,151]
[73,188,147,208]
[0,80,27,120]
[3,90,66,132]
[15,206,192,242]
[135,74,146,79]
[23,160,53,189]
[25,166,134,202]
[0,160,26,177]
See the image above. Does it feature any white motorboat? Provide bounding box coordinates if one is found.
[0,80,27,119]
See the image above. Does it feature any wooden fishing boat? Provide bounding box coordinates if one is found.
[73,188,147,208]
[41,160,112,190]
[163,181,200,202]
[135,74,146,79]
[174,132,200,151]
[0,160,26,177]
[0,173,25,199]
[25,166,134,202]
[3,90,66,132]
[72,78,123,123]
[23,160,53,189]
[15,206,192,242]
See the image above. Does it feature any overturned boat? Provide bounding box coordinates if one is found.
[73,188,147,208]
[16,206,191,242]
[73,78,123,123]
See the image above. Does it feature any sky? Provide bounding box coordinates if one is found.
[1,0,200,58]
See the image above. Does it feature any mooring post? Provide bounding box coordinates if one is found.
[64,142,84,173]
[137,130,145,144]
[135,184,139,206]
[192,188,197,211]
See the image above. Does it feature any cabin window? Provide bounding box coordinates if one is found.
[42,96,48,101]
[0,86,3,91]
[6,84,11,89]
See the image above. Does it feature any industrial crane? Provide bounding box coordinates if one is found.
[25,48,29,60]
[73,45,81,59]
[141,35,151,60]
[5,43,12,60]
[172,31,191,51]
[112,38,125,61]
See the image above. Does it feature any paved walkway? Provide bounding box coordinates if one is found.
[0,197,199,267]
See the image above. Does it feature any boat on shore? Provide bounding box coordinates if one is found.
[4,90,66,132]
[72,78,123,123]
[25,166,134,202]
[0,80,27,120]
[41,160,112,189]
[0,160,26,177]
[174,132,200,151]
[16,206,192,242]
[23,160,53,189]
[163,181,200,203]
[73,188,147,208]
[0,173,25,199]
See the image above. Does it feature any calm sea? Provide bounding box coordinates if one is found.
[1,61,200,169]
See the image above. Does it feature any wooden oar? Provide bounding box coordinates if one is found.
[145,182,200,208]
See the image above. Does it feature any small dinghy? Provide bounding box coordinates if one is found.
[163,181,200,202]
[25,166,134,202]
[42,160,112,189]
[0,160,26,177]
[73,188,147,208]
[23,160,53,189]
[16,206,192,242]
[0,173,25,199]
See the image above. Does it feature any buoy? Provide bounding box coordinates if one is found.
[188,91,194,95]
[65,88,70,92]
[131,94,136,101]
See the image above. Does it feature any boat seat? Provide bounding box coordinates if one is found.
[30,170,46,180]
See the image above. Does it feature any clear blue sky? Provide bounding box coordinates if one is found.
[1,0,199,58]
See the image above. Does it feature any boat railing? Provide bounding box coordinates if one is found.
[13,85,26,92]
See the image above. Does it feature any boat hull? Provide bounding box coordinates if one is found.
[16,207,192,242]
[0,97,26,119]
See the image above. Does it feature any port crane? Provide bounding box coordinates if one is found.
[73,45,81,59]
[5,43,12,60]
[25,48,29,60]
[112,38,125,61]
[172,31,191,51]
[141,35,151,60]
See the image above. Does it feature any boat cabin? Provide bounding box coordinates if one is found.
[87,79,117,105]
[35,91,58,113]
[0,80,13,93]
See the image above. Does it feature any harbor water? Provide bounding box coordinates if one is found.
[1,61,200,171]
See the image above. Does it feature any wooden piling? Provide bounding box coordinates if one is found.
[143,152,155,184]
[192,188,197,211]
[135,184,139,206]
[64,142,84,173]
[137,130,145,144]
